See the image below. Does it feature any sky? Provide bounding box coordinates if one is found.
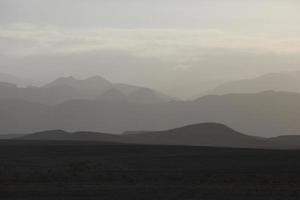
[1,0,300,98]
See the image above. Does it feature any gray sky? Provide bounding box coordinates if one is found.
[1,0,300,98]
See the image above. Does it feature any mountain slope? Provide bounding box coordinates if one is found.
[44,76,112,97]
[0,99,48,133]
[43,76,175,103]
[96,88,129,102]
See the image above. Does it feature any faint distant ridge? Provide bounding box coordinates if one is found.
[44,76,111,91]
[47,76,175,103]
[0,73,36,87]
[0,74,175,105]
[43,75,175,104]
[209,71,300,95]
[17,122,300,149]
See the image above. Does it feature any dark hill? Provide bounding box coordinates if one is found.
[268,135,300,147]
[121,123,267,148]
[21,130,71,140]
[21,129,121,142]
[19,123,299,149]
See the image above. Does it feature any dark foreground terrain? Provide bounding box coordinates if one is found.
[1,140,300,200]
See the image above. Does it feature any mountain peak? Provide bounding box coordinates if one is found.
[43,76,77,88]
[43,75,112,90]
[171,122,237,133]
[84,76,111,84]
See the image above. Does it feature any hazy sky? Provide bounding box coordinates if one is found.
[1,0,300,98]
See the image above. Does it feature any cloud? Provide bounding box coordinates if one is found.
[1,23,300,67]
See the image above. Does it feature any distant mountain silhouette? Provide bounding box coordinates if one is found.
[43,76,78,88]
[209,71,300,95]
[18,123,300,149]
[0,82,84,105]
[21,129,122,142]
[0,76,174,105]
[43,76,112,98]
[113,83,140,95]
[44,76,110,88]
[0,73,36,87]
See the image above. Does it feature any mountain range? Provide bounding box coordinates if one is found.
[0,90,299,136]
[17,123,300,149]
[0,76,174,105]
[1,72,300,137]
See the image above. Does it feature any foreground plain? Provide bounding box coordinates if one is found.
[0,140,300,199]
